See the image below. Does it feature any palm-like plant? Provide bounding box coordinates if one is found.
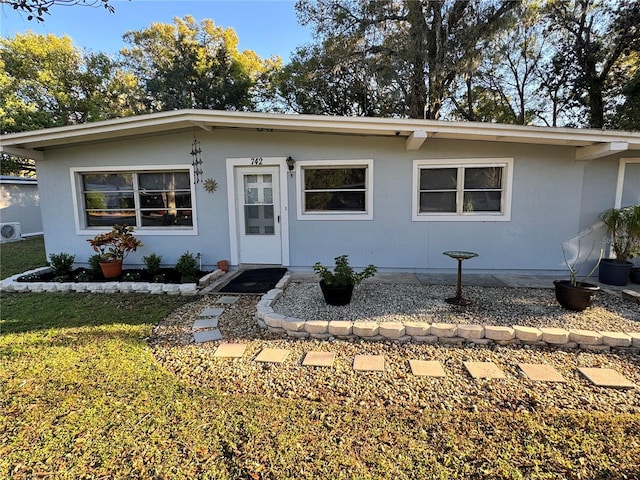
[599,205,640,263]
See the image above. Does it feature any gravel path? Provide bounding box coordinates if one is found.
[150,286,640,414]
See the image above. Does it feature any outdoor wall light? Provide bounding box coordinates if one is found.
[286,156,295,176]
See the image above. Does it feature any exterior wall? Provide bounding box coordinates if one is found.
[37,128,636,273]
[0,178,43,236]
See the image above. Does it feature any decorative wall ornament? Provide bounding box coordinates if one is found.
[203,178,218,193]
[190,133,204,184]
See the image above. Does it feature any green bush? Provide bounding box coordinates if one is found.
[176,251,199,283]
[143,253,162,275]
[88,254,102,274]
[48,252,75,280]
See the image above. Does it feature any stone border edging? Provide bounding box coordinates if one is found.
[0,266,226,296]
[255,273,640,353]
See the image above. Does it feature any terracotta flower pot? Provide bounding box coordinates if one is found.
[217,260,229,272]
[100,259,123,279]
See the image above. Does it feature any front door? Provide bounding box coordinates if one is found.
[235,166,282,264]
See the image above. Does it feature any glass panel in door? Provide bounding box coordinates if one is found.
[244,174,275,235]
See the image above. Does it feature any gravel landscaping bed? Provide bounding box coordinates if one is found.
[150,288,640,414]
[273,283,640,333]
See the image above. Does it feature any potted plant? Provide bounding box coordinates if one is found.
[598,205,640,286]
[554,241,602,311]
[313,255,377,306]
[87,224,143,278]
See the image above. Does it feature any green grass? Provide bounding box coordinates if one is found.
[1,240,640,479]
[0,236,47,280]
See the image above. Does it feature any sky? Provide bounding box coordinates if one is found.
[0,0,313,62]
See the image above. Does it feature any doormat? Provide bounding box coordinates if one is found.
[218,268,287,294]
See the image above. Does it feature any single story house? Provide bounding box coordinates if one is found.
[0,109,638,274]
[0,175,43,241]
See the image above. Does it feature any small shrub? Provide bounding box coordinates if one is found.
[176,251,199,282]
[313,255,377,287]
[49,252,75,279]
[143,253,162,275]
[88,254,102,274]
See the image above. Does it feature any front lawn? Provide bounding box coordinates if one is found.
[1,240,639,479]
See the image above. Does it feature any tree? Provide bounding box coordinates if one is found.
[4,0,115,22]
[0,32,130,133]
[450,0,545,125]
[291,0,517,119]
[546,0,640,128]
[120,16,279,112]
[608,54,640,130]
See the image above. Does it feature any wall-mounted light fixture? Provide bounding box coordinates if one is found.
[286,156,295,177]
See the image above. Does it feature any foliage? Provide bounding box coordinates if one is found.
[545,0,640,129]
[600,205,640,263]
[4,0,115,22]
[48,252,75,280]
[87,253,103,274]
[120,16,279,112]
[175,251,199,282]
[313,255,377,287]
[142,253,162,275]
[0,155,36,177]
[87,224,142,262]
[290,0,517,120]
[0,235,46,279]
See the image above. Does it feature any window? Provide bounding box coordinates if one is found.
[296,160,373,220]
[413,159,513,221]
[73,167,196,232]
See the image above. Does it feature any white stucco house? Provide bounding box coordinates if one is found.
[0,175,43,241]
[0,109,638,273]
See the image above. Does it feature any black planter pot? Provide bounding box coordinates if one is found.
[319,281,354,306]
[631,268,640,284]
[553,280,600,312]
[598,258,633,286]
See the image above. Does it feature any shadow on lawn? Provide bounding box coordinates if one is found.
[0,292,193,334]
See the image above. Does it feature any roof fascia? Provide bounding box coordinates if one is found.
[1,109,640,152]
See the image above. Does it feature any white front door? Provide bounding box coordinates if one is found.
[235,166,282,264]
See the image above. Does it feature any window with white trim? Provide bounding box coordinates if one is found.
[77,169,194,229]
[297,160,373,220]
[413,159,513,221]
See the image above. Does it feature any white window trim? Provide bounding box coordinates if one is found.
[296,159,374,221]
[412,158,513,222]
[70,165,198,235]
[614,158,640,208]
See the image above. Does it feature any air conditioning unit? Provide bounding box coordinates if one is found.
[0,222,21,242]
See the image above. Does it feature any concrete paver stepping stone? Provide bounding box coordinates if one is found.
[302,351,335,367]
[255,348,290,364]
[464,361,507,379]
[194,329,223,343]
[577,368,636,389]
[216,296,239,305]
[200,307,225,317]
[193,318,219,330]
[213,343,247,358]
[409,360,446,377]
[518,363,566,383]
[353,355,385,372]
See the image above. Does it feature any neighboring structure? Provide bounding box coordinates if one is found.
[0,109,638,273]
[0,175,43,241]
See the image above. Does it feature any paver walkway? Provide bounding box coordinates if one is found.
[191,296,638,391]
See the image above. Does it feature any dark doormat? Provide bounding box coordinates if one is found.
[218,268,287,294]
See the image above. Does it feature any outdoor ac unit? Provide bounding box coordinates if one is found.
[0,222,21,242]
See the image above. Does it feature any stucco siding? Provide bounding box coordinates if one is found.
[0,181,42,235]
[35,128,629,273]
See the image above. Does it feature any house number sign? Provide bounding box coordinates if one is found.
[251,157,264,165]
